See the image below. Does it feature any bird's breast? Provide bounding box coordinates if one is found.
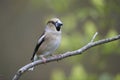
[47,33,61,50]
[37,32,61,56]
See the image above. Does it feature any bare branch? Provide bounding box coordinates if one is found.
[12,34,120,80]
[90,32,98,43]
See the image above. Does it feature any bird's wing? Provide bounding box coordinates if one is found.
[31,32,45,61]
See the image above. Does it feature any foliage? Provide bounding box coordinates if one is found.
[50,0,120,80]
[1,0,120,80]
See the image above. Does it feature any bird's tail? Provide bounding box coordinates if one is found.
[28,55,38,71]
[28,61,35,71]
[28,66,35,71]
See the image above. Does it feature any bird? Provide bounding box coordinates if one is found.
[29,18,63,71]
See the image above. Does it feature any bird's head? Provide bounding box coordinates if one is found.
[46,18,63,31]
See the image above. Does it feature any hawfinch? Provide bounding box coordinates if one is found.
[29,18,63,70]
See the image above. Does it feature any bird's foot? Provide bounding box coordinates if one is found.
[41,56,47,63]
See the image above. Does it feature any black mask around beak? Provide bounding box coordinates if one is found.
[55,22,63,31]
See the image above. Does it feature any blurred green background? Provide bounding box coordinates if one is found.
[0,0,120,80]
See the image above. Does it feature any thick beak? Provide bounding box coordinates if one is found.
[55,22,63,31]
[55,22,63,27]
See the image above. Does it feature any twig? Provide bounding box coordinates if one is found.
[90,32,98,43]
[12,34,120,80]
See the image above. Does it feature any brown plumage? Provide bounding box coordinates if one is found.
[29,18,63,71]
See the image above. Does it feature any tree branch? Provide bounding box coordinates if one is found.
[12,33,120,80]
